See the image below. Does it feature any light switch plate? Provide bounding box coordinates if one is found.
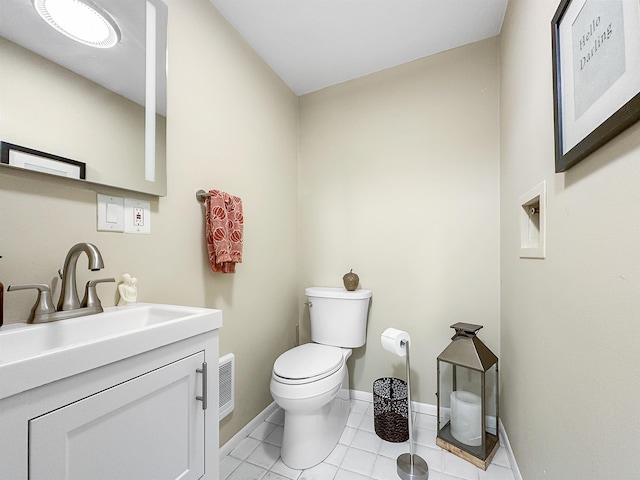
[124,198,151,234]
[97,194,124,232]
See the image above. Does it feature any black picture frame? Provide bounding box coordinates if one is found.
[551,0,640,172]
[0,142,86,179]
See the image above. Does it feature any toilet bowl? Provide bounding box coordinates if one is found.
[270,344,351,469]
[270,287,372,470]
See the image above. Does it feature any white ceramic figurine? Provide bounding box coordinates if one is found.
[118,273,138,306]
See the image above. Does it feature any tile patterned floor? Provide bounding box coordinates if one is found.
[220,398,516,480]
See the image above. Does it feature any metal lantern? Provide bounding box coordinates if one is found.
[436,323,499,470]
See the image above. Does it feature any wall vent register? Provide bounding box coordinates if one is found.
[219,353,235,420]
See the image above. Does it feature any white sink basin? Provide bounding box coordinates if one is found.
[0,303,223,400]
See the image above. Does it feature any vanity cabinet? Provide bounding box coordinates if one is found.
[30,352,205,479]
[0,327,219,479]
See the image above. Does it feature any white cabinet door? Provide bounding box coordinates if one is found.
[29,352,206,480]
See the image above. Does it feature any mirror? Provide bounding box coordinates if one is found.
[0,0,167,196]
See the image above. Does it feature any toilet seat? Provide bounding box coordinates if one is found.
[273,344,344,385]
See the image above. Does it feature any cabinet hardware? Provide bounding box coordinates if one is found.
[196,362,208,410]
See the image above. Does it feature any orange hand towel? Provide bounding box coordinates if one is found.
[205,190,243,273]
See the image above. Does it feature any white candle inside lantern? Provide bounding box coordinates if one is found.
[450,390,482,446]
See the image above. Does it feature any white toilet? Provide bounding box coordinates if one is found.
[270,287,372,470]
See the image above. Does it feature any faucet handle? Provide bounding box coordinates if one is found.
[81,278,115,310]
[7,284,56,323]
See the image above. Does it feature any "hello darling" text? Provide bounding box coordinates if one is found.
[578,16,613,70]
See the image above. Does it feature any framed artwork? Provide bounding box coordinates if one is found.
[552,0,640,172]
[0,142,86,179]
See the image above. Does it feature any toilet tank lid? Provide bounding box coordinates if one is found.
[305,287,372,299]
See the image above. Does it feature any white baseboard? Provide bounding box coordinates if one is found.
[349,388,373,403]
[350,388,437,416]
[219,389,522,480]
[498,418,523,480]
[219,401,279,459]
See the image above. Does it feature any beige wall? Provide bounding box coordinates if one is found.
[0,0,299,446]
[298,38,501,403]
[500,1,640,479]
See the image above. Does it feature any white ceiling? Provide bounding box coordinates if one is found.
[210,0,509,96]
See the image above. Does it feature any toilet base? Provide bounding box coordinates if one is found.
[279,382,350,470]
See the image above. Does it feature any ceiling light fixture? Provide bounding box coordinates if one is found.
[33,0,121,49]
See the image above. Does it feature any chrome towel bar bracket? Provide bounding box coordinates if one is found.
[196,189,211,203]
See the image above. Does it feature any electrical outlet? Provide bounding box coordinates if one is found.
[133,207,144,226]
[124,198,151,234]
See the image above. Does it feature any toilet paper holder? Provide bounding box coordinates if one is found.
[381,328,429,480]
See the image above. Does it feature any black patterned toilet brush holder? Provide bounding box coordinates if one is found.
[373,377,409,442]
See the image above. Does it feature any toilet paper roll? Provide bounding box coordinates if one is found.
[381,328,411,357]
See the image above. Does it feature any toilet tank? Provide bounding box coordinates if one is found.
[306,287,372,348]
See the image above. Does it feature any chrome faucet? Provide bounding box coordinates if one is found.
[8,243,114,323]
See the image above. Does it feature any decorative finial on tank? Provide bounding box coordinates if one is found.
[342,269,359,291]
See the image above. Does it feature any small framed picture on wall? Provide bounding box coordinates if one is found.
[551,0,640,172]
